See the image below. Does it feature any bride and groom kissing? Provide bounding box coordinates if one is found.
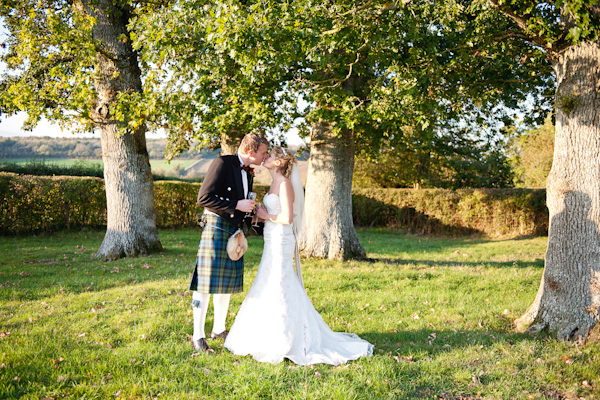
[188,133,373,366]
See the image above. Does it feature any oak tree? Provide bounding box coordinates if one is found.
[488,0,600,342]
[0,0,163,258]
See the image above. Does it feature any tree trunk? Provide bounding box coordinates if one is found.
[515,41,600,342]
[220,128,245,155]
[81,0,162,259]
[300,119,366,260]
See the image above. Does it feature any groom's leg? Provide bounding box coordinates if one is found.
[211,293,231,335]
[192,292,210,340]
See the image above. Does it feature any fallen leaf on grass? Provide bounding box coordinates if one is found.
[0,332,10,338]
[393,355,414,363]
[561,355,574,365]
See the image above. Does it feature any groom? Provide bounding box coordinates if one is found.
[189,133,269,354]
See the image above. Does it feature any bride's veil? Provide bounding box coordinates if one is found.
[290,162,305,288]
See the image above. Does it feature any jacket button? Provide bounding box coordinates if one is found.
[227,187,231,191]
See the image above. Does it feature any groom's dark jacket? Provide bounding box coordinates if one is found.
[197,154,253,228]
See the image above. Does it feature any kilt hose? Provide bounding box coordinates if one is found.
[188,213,244,294]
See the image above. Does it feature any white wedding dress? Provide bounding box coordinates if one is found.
[224,193,374,365]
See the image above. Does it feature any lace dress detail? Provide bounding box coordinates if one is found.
[224,193,373,365]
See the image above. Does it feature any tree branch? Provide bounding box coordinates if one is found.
[487,0,554,54]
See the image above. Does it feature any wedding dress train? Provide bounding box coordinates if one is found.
[224,193,374,365]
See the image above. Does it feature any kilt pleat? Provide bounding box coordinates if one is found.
[188,214,244,293]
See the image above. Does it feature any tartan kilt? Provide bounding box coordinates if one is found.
[189,213,244,294]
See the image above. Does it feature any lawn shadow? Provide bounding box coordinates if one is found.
[0,233,266,303]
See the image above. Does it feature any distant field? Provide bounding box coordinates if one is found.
[150,159,200,172]
[2,158,103,167]
[2,158,202,173]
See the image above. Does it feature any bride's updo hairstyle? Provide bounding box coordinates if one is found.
[271,146,297,178]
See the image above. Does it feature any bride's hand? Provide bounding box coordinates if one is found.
[256,206,269,221]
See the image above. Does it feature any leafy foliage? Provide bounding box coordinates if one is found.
[489,0,600,51]
[0,0,559,186]
[0,0,97,132]
[509,116,555,188]
[354,130,514,189]
[130,0,300,158]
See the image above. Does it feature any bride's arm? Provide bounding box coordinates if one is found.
[257,180,294,225]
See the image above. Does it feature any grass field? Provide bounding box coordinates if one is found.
[0,229,598,399]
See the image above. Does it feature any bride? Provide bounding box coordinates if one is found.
[224,146,374,365]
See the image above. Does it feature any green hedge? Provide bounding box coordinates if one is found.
[0,173,548,237]
[352,188,548,237]
[0,172,107,234]
[153,181,202,228]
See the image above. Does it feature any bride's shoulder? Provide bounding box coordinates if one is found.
[278,178,294,201]
[271,176,292,192]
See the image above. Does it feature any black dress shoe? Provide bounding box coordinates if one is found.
[191,337,214,354]
[210,330,228,340]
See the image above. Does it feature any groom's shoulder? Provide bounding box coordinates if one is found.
[210,154,234,168]
[218,154,238,164]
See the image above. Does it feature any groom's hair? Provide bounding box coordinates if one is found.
[239,133,269,154]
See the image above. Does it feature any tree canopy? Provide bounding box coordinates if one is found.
[141,0,555,169]
[1,0,557,181]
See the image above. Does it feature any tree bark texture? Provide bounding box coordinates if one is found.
[515,41,600,342]
[300,119,366,260]
[81,0,162,259]
[220,128,245,155]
